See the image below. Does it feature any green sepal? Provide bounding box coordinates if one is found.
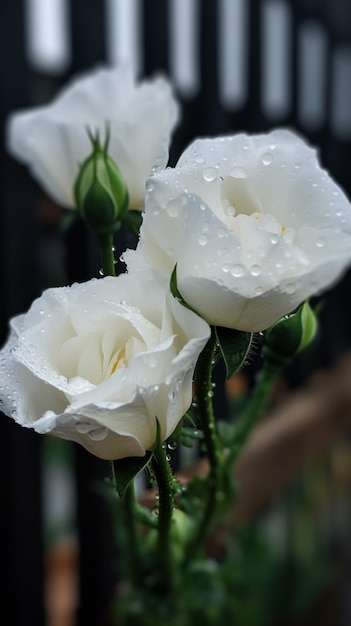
[170,264,188,308]
[215,326,253,380]
[112,419,162,498]
[170,264,200,315]
[112,451,154,498]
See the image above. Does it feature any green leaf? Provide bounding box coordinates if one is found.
[112,452,154,498]
[215,326,253,379]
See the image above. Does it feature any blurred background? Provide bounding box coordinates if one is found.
[2,1,351,625]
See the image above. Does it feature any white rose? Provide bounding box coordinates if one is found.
[132,129,351,331]
[6,65,179,210]
[0,272,209,460]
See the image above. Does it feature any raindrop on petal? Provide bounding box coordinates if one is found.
[89,427,108,441]
[262,153,273,165]
[203,167,217,182]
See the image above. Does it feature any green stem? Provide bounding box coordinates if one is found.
[97,233,116,276]
[231,359,281,455]
[151,444,175,592]
[195,327,221,471]
[112,464,140,585]
[185,328,222,562]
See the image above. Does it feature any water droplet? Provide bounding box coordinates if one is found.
[250,264,262,276]
[262,153,273,165]
[230,166,247,179]
[167,441,177,451]
[222,264,230,273]
[217,228,226,239]
[270,234,279,245]
[198,234,208,246]
[294,163,301,169]
[76,421,92,434]
[203,167,217,182]
[147,355,157,368]
[168,390,176,401]
[89,427,108,441]
[195,155,204,164]
[230,264,244,277]
[99,268,104,276]
[166,454,171,462]
[39,309,45,315]
[285,282,297,294]
[225,206,236,217]
[316,237,325,248]
[255,286,264,295]
[166,200,179,217]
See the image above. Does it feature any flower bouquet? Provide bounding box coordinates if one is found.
[1,65,351,625]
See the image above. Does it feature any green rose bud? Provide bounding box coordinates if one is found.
[262,300,318,367]
[74,129,129,235]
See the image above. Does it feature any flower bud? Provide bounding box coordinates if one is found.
[74,130,129,235]
[262,300,318,367]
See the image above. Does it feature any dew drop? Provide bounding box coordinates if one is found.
[89,427,108,441]
[167,200,179,217]
[217,228,226,239]
[222,264,230,273]
[285,282,297,294]
[168,441,178,451]
[99,268,104,276]
[198,234,208,246]
[230,166,247,179]
[148,355,158,368]
[203,167,217,182]
[195,155,205,164]
[76,421,92,434]
[225,206,236,217]
[316,237,325,248]
[230,264,244,277]
[250,264,262,276]
[262,153,273,165]
[270,234,279,245]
